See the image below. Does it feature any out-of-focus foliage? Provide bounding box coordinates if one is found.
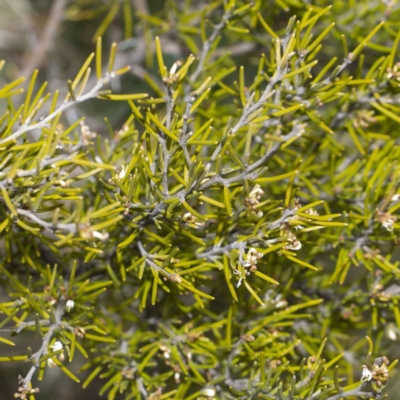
[1,0,400,399]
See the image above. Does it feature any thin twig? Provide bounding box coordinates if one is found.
[131,0,149,15]
[325,383,377,400]
[158,135,170,195]
[179,98,194,168]
[164,85,174,131]
[0,77,109,146]
[21,306,65,391]
[16,208,77,233]
[196,208,296,260]
[0,153,77,183]
[199,126,302,191]
[189,9,232,84]
[22,0,68,78]
[157,84,175,196]
[197,241,246,260]
[137,240,174,279]
[16,319,50,334]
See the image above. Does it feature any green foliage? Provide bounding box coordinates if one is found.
[1,0,400,399]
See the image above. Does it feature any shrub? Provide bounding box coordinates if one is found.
[1,0,400,399]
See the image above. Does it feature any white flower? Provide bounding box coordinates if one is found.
[183,212,196,225]
[237,276,243,288]
[276,300,288,309]
[118,165,126,180]
[236,248,264,286]
[201,388,216,397]
[382,219,394,231]
[47,340,64,367]
[361,365,372,382]
[163,60,182,84]
[50,341,63,352]
[92,230,110,240]
[47,358,56,368]
[243,247,263,272]
[304,208,319,216]
[377,211,397,232]
[284,232,302,250]
[286,241,302,250]
[391,194,400,202]
[387,326,397,341]
[248,184,264,200]
[65,300,75,312]
[386,323,398,341]
[80,121,97,145]
[245,185,264,218]
[169,61,181,75]
[159,344,171,359]
[182,212,205,229]
[81,226,109,241]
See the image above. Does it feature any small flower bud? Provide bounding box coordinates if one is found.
[65,299,75,312]
[243,247,263,274]
[118,165,126,180]
[284,232,302,250]
[245,185,264,218]
[391,194,400,202]
[201,388,216,397]
[182,212,205,229]
[377,211,397,232]
[47,358,56,368]
[50,341,63,352]
[361,365,372,382]
[80,121,97,145]
[169,274,182,284]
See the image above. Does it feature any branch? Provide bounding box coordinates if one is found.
[164,84,174,131]
[131,0,149,15]
[137,240,177,281]
[326,383,379,400]
[0,77,110,146]
[196,241,246,260]
[158,84,175,195]
[267,207,298,231]
[199,125,302,191]
[140,124,300,228]
[189,8,232,83]
[179,99,194,168]
[16,319,50,334]
[20,306,65,393]
[0,318,50,334]
[196,208,295,260]
[16,208,78,234]
[22,0,68,78]
[0,153,77,183]
[158,135,170,196]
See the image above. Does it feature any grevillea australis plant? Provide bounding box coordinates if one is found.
[1,0,400,399]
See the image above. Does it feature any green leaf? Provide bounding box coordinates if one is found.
[0,336,15,346]
[244,280,264,306]
[52,357,80,383]
[223,255,238,302]
[84,334,116,343]
[286,255,318,271]
[254,270,279,285]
